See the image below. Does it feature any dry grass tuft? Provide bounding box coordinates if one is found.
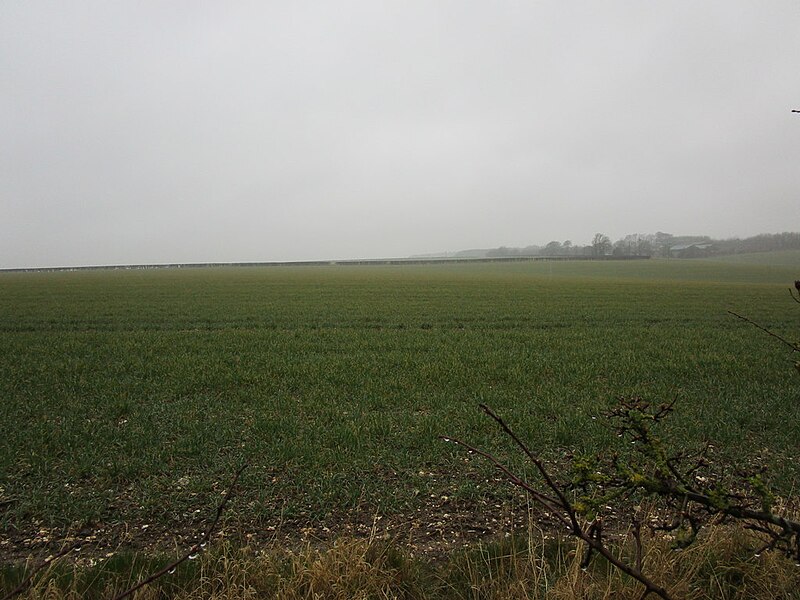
[548,524,800,600]
[5,524,800,599]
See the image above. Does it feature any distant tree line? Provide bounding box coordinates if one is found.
[482,231,800,259]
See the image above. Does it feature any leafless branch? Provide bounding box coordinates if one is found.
[444,408,673,600]
[1,542,82,600]
[728,310,798,352]
[111,462,248,600]
[440,436,566,522]
[480,403,583,531]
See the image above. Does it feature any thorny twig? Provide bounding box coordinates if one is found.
[111,462,248,600]
[443,406,673,600]
[446,395,800,599]
[613,399,800,556]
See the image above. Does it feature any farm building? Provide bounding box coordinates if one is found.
[669,242,714,258]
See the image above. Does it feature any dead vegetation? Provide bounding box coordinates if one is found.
[5,520,800,599]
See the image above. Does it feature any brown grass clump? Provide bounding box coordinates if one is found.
[5,525,800,600]
[548,525,800,600]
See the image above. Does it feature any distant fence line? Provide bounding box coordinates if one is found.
[1,254,651,273]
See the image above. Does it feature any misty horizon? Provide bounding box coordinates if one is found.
[2,228,796,271]
[3,2,799,270]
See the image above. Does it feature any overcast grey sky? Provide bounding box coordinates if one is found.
[2,1,799,268]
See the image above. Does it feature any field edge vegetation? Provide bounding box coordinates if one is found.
[4,523,800,599]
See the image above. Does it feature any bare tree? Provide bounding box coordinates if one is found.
[592,233,611,256]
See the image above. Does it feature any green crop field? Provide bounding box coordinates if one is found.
[706,248,800,267]
[1,256,799,561]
